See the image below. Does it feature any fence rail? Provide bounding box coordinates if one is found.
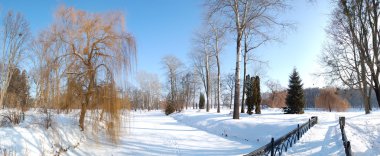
[245,116,318,156]
[339,117,352,156]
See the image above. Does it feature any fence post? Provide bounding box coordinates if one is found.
[311,116,318,124]
[339,117,345,128]
[346,141,352,156]
[271,137,274,156]
[297,124,300,140]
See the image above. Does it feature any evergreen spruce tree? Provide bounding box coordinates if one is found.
[285,68,305,114]
[199,93,205,109]
[253,76,261,114]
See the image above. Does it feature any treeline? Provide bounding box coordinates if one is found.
[262,87,379,111]
[126,71,162,111]
[159,55,247,115]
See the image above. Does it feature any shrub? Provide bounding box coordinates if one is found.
[164,102,175,115]
[315,88,350,112]
[262,91,287,108]
[1,110,23,127]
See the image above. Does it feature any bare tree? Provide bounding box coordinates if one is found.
[206,0,290,119]
[0,11,30,108]
[208,19,227,113]
[223,73,235,109]
[191,30,213,112]
[179,71,197,110]
[29,30,60,110]
[162,55,184,112]
[136,71,162,110]
[320,0,377,114]
[264,79,287,108]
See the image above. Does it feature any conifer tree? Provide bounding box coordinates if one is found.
[245,75,261,115]
[245,75,254,115]
[199,93,205,109]
[6,68,21,107]
[253,76,261,114]
[285,68,305,114]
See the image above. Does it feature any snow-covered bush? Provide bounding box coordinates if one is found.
[1,109,23,127]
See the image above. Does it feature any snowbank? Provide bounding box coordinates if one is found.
[0,109,83,155]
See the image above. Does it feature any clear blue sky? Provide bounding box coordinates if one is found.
[0,0,332,91]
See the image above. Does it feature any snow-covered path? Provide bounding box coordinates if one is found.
[285,113,344,156]
[286,111,380,156]
[66,111,254,156]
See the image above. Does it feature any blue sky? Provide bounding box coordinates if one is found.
[0,0,333,91]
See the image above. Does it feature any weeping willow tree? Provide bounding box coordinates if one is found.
[43,6,136,143]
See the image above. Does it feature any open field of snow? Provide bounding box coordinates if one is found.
[0,108,379,156]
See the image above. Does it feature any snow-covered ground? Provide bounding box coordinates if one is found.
[66,110,254,156]
[0,108,379,156]
[0,109,83,155]
[172,109,312,149]
[174,109,380,156]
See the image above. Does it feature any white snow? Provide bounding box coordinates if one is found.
[172,109,313,149]
[66,110,254,156]
[0,108,379,156]
[284,110,380,156]
[0,109,83,155]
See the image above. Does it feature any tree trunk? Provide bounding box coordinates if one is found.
[79,102,87,131]
[217,55,221,113]
[241,51,247,113]
[360,59,370,114]
[233,31,242,119]
[230,88,233,109]
[372,83,380,108]
[369,0,380,108]
[206,54,210,112]
[0,71,13,109]
[79,68,95,131]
